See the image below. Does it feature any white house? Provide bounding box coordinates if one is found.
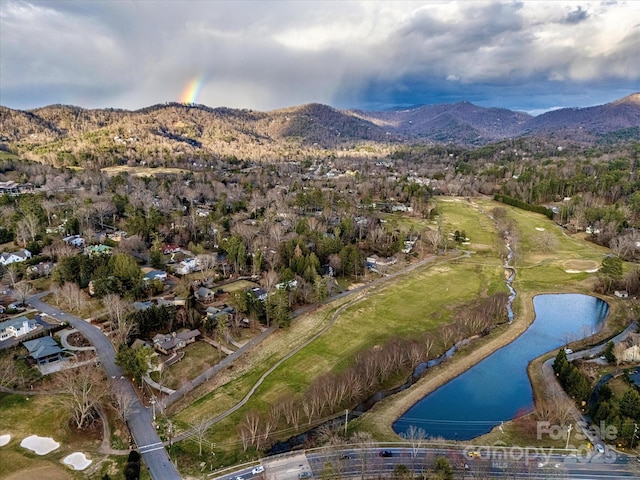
[276,280,298,290]
[0,249,32,266]
[175,257,201,275]
[0,316,37,342]
[63,235,85,248]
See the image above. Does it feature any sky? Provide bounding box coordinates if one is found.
[1,0,639,114]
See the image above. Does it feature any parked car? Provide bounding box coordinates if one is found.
[251,465,264,474]
[565,348,573,354]
[340,453,352,460]
[379,450,393,457]
[595,444,605,454]
[298,472,312,479]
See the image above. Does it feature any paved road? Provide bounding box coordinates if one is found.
[541,321,639,455]
[210,445,638,479]
[27,292,181,480]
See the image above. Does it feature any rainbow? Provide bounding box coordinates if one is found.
[180,76,205,104]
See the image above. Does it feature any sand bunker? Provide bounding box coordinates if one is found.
[563,259,599,273]
[535,227,545,231]
[63,452,92,470]
[20,435,60,455]
[0,434,10,446]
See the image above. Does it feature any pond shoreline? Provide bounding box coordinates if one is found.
[359,290,540,439]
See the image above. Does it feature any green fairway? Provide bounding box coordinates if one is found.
[171,197,508,465]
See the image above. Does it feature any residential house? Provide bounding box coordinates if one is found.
[0,181,33,195]
[366,255,397,268]
[402,239,416,254]
[622,333,640,362]
[143,270,168,282]
[0,249,32,266]
[63,235,85,248]
[276,280,298,290]
[206,305,235,322]
[175,257,200,275]
[107,231,127,242]
[161,244,181,255]
[249,287,267,301]
[0,316,38,341]
[28,262,53,279]
[152,330,200,355]
[623,344,640,363]
[614,290,629,299]
[132,301,154,311]
[85,244,113,257]
[196,286,216,304]
[23,336,64,365]
[0,181,20,195]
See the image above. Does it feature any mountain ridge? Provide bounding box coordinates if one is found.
[1,93,638,164]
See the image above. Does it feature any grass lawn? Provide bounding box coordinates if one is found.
[100,165,190,177]
[481,199,610,293]
[0,393,101,479]
[220,280,259,293]
[171,221,505,463]
[437,197,499,247]
[157,341,220,389]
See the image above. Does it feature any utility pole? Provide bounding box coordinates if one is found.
[632,423,638,449]
[344,409,349,435]
[565,424,573,450]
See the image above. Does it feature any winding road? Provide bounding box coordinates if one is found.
[26,292,181,480]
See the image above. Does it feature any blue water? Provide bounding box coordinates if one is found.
[393,294,609,440]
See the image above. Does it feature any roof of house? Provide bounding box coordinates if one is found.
[196,286,214,297]
[0,249,31,262]
[0,316,33,332]
[152,329,200,351]
[86,244,113,254]
[22,336,63,359]
[132,301,154,311]
[144,270,167,280]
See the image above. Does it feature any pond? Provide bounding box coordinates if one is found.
[393,293,609,440]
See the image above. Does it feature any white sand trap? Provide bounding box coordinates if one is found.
[586,268,599,273]
[0,434,10,446]
[535,227,545,231]
[565,269,581,273]
[20,435,60,455]
[63,452,92,470]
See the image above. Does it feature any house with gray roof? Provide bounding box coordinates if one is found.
[0,249,32,266]
[196,286,216,303]
[23,336,64,365]
[152,329,200,355]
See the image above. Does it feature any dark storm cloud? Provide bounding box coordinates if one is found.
[563,6,590,24]
[1,1,638,113]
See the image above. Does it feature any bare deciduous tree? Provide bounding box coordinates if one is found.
[104,293,133,347]
[13,281,33,305]
[57,363,109,430]
[58,282,87,314]
[192,416,210,456]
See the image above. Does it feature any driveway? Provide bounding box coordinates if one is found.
[26,292,181,480]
